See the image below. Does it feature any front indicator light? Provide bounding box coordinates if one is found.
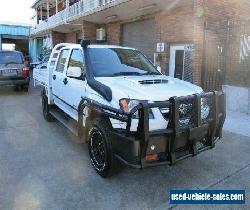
[119,98,139,113]
[119,98,154,119]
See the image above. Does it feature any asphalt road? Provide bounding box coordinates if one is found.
[0,85,249,210]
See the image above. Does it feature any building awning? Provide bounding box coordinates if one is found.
[0,23,30,37]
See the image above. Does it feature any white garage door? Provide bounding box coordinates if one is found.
[122,19,156,62]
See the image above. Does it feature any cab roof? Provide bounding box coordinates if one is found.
[61,43,136,50]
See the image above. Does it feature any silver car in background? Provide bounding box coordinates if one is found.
[0,51,30,92]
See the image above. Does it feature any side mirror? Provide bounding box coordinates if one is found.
[67,66,82,78]
[156,66,162,73]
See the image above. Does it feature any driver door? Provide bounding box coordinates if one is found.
[63,48,86,119]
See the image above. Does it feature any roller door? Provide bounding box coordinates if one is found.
[122,19,156,62]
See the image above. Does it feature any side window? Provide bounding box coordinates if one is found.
[56,49,70,73]
[68,49,84,71]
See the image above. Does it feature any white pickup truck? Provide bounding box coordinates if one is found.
[33,41,226,177]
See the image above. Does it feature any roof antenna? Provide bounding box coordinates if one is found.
[80,39,91,49]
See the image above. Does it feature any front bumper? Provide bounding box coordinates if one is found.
[112,124,221,168]
[0,77,30,86]
[82,91,226,169]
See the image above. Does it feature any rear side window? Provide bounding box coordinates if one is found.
[56,49,69,73]
[0,52,24,64]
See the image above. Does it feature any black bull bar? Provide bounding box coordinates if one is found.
[81,91,226,168]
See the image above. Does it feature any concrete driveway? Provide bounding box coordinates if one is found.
[0,86,249,210]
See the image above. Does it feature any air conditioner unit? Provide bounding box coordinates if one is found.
[96,28,106,41]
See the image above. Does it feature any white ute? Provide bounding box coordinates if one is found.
[34,41,226,178]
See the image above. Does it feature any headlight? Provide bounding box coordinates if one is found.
[159,98,210,126]
[119,98,154,119]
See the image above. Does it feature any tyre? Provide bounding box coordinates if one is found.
[41,95,55,122]
[22,84,29,92]
[88,118,115,178]
[14,85,20,91]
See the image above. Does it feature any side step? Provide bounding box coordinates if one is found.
[49,108,78,136]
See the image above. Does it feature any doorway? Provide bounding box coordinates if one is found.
[169,44,185,79]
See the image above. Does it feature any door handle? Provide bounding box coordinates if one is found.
[63,78,68,85]
[53,75,56,80]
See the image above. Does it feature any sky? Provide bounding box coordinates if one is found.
[0,0,34,25]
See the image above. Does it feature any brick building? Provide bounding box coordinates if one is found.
[30,0,250,112]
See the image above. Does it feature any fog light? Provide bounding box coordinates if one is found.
[146,154,158,161]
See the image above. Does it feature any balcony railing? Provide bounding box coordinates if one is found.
[31,0,118,35]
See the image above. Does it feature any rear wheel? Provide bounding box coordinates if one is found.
[88,118,115,178]
[41,94,55,122]
[14,85,20,91]
[21,84,29,92]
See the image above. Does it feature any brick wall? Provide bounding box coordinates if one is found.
[106,22,121,45]
[52,31,65,46]
[193,0,206,85]
[82,21,100,41]
[154,0,250,85]
[155,5,195,76]
[200,0,250,21]
[104,7,195,75]
[51,31,77,46]
[49,0,250,86]
[65,32,77,43]
[194,0,250,86]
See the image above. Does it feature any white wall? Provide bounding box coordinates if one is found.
[223,85,250,114]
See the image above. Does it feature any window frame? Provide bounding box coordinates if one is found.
[66,48,85,80]
[55,49,70,73]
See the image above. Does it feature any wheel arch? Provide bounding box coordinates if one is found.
[77,99,112,143]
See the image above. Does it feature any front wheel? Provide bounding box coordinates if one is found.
[88,118,115,178]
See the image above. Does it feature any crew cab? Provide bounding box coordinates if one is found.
[33,41,226,177]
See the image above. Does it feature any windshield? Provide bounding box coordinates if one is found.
[88,48,161,77]
[0,52,23,64]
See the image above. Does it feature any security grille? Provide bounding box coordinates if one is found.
[183,45,194,83]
